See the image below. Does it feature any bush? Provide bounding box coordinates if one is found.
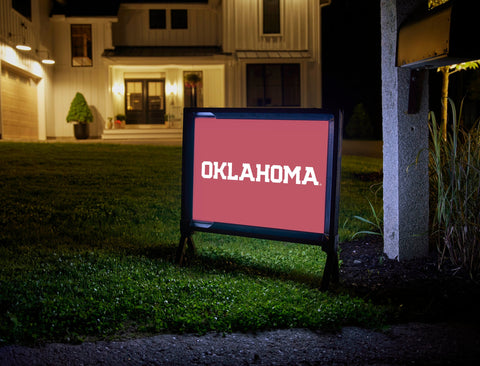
[66,92,93,124]
[429,99,480,278]
[345,103,374,140]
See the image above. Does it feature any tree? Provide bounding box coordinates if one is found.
[66,92,93,124]
[437,61,480,140]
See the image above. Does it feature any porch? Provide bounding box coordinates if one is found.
[102,124,182,143]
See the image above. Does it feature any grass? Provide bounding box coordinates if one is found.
[0,142,383,344]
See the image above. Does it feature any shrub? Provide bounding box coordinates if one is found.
[345,103,374,140]
[429,99,480,278]
[66,92,93,124]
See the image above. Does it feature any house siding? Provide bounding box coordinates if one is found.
[51,19,114,138]
[113,4,221,47]
[0,0,54,140]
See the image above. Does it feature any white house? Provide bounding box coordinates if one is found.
[0,0,330,141]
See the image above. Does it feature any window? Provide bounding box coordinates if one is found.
[263,0,280,34]
[125,79,166,124]
[71,25,92,67]
[171,9,188,29]
[247,64,300,107]
[12,0,31,20]
[149,9,166,29]
[184,71,203,108]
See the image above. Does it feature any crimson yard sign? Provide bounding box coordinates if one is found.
[178,108,342,289]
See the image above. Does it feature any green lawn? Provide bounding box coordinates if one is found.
[0,142,383,344]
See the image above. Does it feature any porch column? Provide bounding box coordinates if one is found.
[381,0,429,260]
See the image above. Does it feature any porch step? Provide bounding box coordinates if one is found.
[102,127,183,141]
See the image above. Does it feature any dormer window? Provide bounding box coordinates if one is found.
[71,24,92,67]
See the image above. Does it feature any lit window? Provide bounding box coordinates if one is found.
[71,25,92,67]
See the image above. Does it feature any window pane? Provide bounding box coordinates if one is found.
[148,81,165,111]
[149,9,166,29]
[71,25,92,67]
[264,65,282,106]
[126,82,143,111]
[263,0,280,34]
[247,64,265,107]
[282,64,301,106]
[171,9,188,29]
[246,63,300,107]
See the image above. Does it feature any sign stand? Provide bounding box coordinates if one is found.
[176,108,342,290]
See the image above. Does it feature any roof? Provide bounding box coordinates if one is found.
[103,46,224,58]
[51,0,120,17]
[51,0,208,17]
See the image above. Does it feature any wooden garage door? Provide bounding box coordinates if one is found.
[1,65,38,140]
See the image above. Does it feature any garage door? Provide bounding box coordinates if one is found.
[1,65,38,140]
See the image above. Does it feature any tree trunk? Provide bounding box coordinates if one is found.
[440,67,450,141]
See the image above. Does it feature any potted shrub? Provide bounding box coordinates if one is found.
[115,114,126,129]
[66,92,93,139]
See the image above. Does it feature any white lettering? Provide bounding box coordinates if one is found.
[270,165,283,183]
[283,165,301,184]
[239,163,255,181]
[201,161,213,178]
[302,167,320,186]
[199,161,322,187]
[227,162,238,180]
[255,164,270,183]
[213,161,227,179]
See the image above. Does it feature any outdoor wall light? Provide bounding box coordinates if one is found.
[166,82,178,96]
[10,23,32,52]
[37,50,55,65]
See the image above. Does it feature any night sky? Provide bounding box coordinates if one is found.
[322,0,382,139]
[56,0,383,138]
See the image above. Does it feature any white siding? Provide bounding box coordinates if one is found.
[223,0,311,52]
[0,0,54,140]
[113,6,220,46]
[51,20,111,138]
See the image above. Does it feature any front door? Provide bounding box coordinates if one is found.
[125,79,165,124]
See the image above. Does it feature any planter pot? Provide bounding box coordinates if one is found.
[74,123,89,140]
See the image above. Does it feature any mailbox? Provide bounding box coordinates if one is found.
[397,1,480,68]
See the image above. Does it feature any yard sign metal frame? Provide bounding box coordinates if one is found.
[177,108,342,289]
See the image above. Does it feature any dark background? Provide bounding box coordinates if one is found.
[322,0,382,140]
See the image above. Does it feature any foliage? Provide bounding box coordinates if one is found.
[184,73,202,87]
[429,99,480,278]
[66,92,93,124]
[0,144,385,344]
[344,103,374,140]
[428,0,449,9]
[437,61,480,140]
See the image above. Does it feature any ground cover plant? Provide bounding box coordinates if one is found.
[0,143,383,345]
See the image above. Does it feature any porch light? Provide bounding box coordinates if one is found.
[166,82,178,96]
[11,23,31,52]
[112,83,125,95]
[16,42,31,51]
[37,50,55,65]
